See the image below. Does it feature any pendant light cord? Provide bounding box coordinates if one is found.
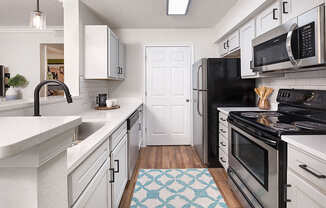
[36,0,40,12]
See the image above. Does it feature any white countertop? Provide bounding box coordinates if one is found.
[67,100,143,173]
[217,107,265,115]
[0,116,82,159]
[282,135,326,161]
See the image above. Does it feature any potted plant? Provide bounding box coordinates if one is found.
[6,74,28,100]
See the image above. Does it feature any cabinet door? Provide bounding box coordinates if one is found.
[281,0,324,23]
[72,161,109,208]
[219,39,229,57]
[111,135,128,208]
[108,30,120,78]
[228,31,240,52]
[287,170,326,208]
[240,19,257,78]
[256,1,281,36]
[85,26,108,79]
[118,42,126,79]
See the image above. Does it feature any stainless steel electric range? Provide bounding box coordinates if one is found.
[227,89,326,208]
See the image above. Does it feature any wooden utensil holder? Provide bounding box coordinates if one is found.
[258,98,270,110]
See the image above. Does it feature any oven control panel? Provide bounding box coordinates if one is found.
[277,89,326,110]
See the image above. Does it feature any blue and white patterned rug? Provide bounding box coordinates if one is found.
[131,168,228,208]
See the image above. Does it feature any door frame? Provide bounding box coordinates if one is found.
[143,44,194,146]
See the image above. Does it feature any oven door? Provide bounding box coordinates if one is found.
[228,124,279,208]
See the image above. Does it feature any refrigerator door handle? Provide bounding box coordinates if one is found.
[197,65,203,116]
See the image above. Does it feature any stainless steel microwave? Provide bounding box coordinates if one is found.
[252,5,325,73]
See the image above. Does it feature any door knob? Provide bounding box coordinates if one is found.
[186,99,190,102]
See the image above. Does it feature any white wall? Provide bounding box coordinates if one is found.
[0,29,64,98]
[109,28,218,99]
[213,0,272,43]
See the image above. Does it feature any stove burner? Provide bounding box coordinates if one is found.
[271,123,299,131]
[294,121,326,131]
[241,112,282,118]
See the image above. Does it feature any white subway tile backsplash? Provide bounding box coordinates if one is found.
[257,71,326,109]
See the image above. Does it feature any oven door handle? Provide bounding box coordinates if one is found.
[286,23,301,66]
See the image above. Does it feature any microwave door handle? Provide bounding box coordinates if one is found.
[197,65,203,117]
[286,23,301,66]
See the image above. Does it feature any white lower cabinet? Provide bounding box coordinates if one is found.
[287,170,326,208]
[218,112,229,171]
[286,145,326,207]
[72,161,111,208]
[111,135,128,208]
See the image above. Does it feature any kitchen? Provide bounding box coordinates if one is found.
[0,0,326,208]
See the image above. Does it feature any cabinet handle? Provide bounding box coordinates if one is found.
[250,60,254,69]
[226,40,229,48]
[109,168,115,183]
[284,184,292,203]
[282,1,289,14]
[273,8,278,20]
[114,160,120,173]
[220,118,226,122]
[220,142,226,147]
[223,42,226,49]
[220,129,226,134]
[299,164,326,179]
[220,157,226,163]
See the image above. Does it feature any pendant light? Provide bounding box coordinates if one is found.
[30,0,46,30]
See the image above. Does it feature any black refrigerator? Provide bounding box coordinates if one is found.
[193,58,255,167]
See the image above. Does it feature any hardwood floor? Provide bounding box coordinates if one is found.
[119,146,242,208]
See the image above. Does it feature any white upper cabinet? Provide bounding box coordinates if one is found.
[85,26,108,79]
[240,19,257,78]
[219,38,229,57]
[256,1,282,36]
[281,0,325,23]
[118,42,126,79]
[84,25,126,80]
[109,30,120,79]
[228,30,240,53]
[219,31,240,57]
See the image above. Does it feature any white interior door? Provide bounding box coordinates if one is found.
[146,46,191,146]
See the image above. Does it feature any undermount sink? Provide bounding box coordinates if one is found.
[72,121,106,145]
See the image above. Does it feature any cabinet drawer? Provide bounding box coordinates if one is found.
[72,161,109,208]
[219,148,228,170]
[219,134,228,153]
[69,140,109,205]
[219,123,228,139]
[287,170,326,208]
[110,121,127,151]
[288,145,326,194]
[219,113,228,127]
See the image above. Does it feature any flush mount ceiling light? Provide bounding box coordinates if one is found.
[167,0,191,16]
[30,0,46,30]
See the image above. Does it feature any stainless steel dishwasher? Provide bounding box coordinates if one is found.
[127,109,140,179]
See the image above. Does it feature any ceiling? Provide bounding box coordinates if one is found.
[0,0,63,26]
[82,0,238,29]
